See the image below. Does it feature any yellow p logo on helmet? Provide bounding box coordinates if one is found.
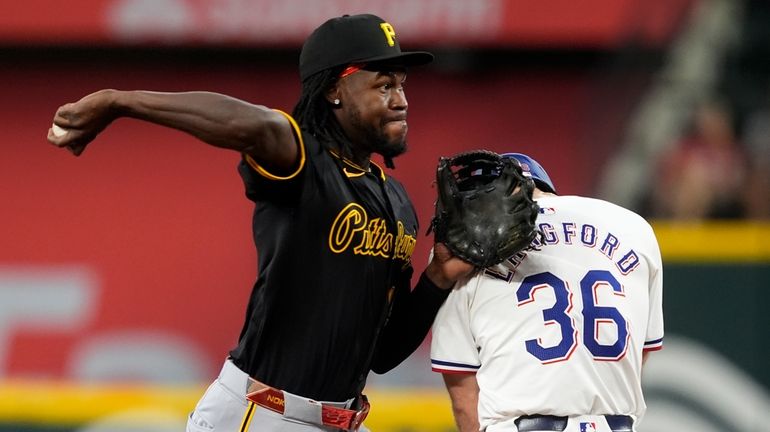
[379,23,396,47]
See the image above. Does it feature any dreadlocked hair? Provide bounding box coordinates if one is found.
[291,67,354,157]
[291,67,399,170]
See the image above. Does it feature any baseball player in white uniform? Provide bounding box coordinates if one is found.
[430,153,664,432]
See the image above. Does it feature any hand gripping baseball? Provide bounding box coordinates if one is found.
[48,90,119,156]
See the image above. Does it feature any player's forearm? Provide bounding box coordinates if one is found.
[111,90,284,152]
[424,259,456,289]
[444,374,481,432]
[453,407,481,432]
[370,272,451,373]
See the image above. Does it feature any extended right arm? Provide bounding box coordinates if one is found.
[47,90,298,173]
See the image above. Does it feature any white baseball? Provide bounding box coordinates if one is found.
[51,123,69,137]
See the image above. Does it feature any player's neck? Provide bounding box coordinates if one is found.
[328,147,372,172]
[342,147,372,171]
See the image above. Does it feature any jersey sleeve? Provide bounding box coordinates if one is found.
[644,232,664,352]
[430,281,480,374]
[242,109,306,180]
[238,110,308,203]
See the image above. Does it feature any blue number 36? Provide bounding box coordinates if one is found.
[516,270,629,363]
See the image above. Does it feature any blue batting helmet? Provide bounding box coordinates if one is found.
[501,153,556,193]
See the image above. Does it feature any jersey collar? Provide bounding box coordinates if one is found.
[329,149,387,182]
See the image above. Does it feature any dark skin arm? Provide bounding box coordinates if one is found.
[47,89,298,173]
[425,243,475,289]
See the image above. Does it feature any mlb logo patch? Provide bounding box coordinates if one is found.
[579,423,597,432]
[539,207,556,215]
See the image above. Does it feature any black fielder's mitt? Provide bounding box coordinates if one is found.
[429,150,541,268]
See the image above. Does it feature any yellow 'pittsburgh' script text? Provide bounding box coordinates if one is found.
[329,203,415,262]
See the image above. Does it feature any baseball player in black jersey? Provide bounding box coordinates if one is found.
[47,13,474,432]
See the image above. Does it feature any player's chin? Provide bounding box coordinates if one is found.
[378,138,408,159]
[383,120,408,138]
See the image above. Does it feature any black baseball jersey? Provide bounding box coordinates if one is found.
[229,111,449,401]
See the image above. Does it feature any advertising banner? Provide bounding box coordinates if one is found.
[0,0,693,47]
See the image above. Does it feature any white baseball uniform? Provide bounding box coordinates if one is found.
[431,195,664,431]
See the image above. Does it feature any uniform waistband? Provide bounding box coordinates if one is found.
[218,358,367,430]
[218,359,352,406]
[515,414,634,432]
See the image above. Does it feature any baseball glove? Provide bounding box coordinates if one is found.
[429,150,541,268]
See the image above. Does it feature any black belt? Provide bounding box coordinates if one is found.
[515,414,633,432]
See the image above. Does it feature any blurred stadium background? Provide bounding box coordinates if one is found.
[1,0,769,431]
